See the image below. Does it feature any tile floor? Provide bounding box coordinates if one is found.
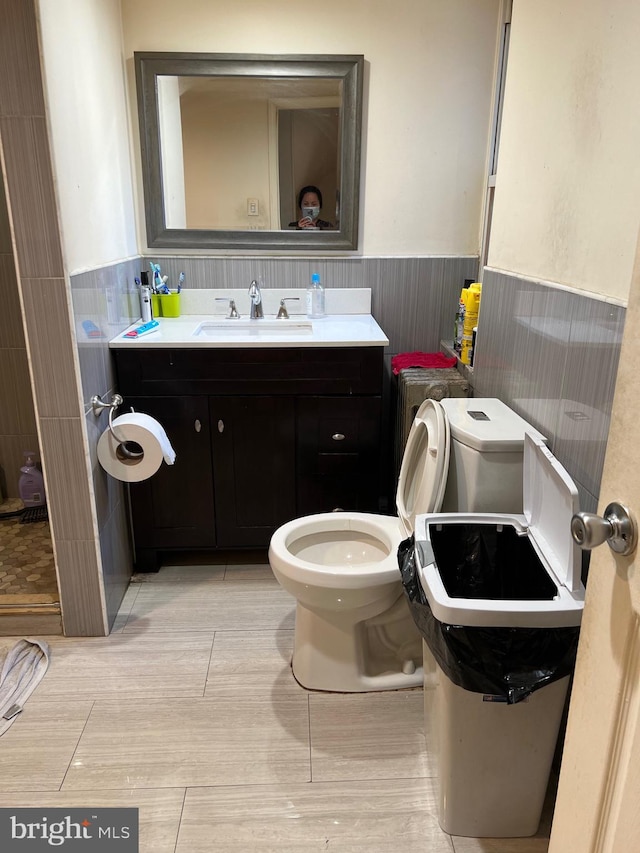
[0,505,57,597]
[0,557,554,852]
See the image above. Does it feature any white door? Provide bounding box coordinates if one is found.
[549,237,640,849]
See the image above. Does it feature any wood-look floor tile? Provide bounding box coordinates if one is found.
[176,778,454,852]
[62,696,310,790]
[0,789,185,853]
[223,562,275,581]
[205,629,304,698]
[31,633,214,701]
[0,700,93,792]
[132,563,225,583]
[309,690,431,782]
[110,583,140,633]
[122,578,295,633]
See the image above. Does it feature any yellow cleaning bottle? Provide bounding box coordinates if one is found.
[461,283,481,365]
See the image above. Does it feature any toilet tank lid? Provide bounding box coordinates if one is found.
[438,398,547,452]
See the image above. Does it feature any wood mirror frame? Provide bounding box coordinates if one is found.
[135,52,364,251]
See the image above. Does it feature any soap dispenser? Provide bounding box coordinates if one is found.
[19,452,46,507]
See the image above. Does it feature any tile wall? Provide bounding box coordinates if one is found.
[0,0,106,635]
[472,268,626,514]
[0,172,39,498]
[77,255,626,605]
[72,257,143,627]
[74,254,478,577]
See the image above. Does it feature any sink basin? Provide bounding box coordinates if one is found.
[193,319,313,337]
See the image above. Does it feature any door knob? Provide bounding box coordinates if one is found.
[570,502,637,556]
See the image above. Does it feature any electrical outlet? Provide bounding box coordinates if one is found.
[247,198,259,216]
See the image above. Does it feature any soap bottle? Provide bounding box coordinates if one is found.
[19,452,46,507]
[306,272,325,318]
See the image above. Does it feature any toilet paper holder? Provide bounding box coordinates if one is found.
[91,393,144,460]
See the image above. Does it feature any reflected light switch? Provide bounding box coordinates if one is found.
[247,198,259,216]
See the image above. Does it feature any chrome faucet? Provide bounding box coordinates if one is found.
[248,279,264,319]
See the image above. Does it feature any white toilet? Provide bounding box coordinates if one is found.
[268,398,545,692]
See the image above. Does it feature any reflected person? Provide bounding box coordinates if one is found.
[289,186,334,230]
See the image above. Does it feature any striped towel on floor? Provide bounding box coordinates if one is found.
[0,638,50,736]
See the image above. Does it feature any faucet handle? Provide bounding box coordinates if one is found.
[215,297,241,319]
[276,298,300,319]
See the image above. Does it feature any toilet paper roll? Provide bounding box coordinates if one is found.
[97,412,176,482]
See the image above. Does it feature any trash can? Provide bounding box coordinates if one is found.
[399,434,585,838]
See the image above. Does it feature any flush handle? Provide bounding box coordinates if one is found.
[570,502,637,556]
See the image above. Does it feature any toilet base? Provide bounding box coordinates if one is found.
[291,594,424,692]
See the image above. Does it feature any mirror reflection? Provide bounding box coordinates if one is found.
[135,53,363,251]
[160,75,341,231]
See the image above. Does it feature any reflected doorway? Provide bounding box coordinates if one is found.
[277,107,340,229]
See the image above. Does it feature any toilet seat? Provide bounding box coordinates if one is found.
[396,398,450,536]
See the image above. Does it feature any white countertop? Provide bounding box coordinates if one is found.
[109,314,389,349]
[108,288,389,349]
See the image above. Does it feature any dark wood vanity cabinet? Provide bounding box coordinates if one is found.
[296,396,382,515]
[112,346,383,568]
[210,395,296,549]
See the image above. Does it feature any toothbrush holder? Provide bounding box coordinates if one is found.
[159,293,181,317]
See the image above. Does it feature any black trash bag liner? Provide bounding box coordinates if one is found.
[430,522,559,601]
[398,535,580,705]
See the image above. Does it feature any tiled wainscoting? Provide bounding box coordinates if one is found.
[72,254,478,626]
[69,256,625,627]
[473,268,626,514]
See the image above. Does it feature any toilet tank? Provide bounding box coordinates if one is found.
[438,398,546,514]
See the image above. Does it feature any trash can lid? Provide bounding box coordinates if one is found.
[397,398,450,538]
[413,432,584,628]
[523,432,582,593]
[439,398,546,452]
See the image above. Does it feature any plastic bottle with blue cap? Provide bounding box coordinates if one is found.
[306,272,325,318]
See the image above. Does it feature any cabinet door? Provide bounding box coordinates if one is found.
[126,396,215,550]
[297,396,382,514]
[210,396,296,548]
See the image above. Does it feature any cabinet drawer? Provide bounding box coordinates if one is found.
[297,397,381,454]
[113,346,383,396]
[297,396,382,513]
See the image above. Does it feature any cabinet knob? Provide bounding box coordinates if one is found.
[218,419,224,433]
[332,433,346,441]
[194,419,202,433]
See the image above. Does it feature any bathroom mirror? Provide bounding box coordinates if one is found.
[135,52,364,251]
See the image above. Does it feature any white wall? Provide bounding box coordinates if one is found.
[158,76,187,228]
[122,0,501,256]
[182,93,271,229]
[489,0,640,302]
[37,0,138,274]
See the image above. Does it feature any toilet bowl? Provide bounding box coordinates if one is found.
[269,398,545,692]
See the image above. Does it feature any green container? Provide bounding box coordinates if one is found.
[160,293,181,317]
[151,294,162,317]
